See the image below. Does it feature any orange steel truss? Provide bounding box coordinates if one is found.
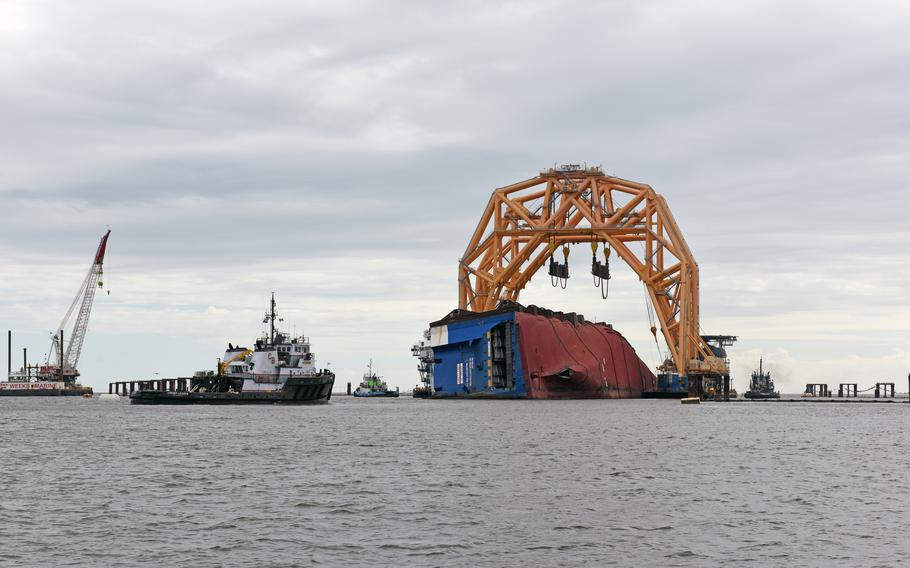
[458,165,727,379]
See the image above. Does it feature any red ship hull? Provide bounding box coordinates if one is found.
[514,312,655,399]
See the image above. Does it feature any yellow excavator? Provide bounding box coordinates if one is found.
[218,348,252,375]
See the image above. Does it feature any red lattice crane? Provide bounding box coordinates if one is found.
[46,230,111,380]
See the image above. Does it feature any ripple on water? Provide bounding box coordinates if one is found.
[1,398,909,567]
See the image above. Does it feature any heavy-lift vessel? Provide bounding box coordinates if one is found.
[422,165,735,398]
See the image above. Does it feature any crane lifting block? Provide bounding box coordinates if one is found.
[548,258,569,279]
[591,259,611,280]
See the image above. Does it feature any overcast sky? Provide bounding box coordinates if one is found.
[1,0,908,392]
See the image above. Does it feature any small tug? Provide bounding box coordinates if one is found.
[130,294,334,405]
[352,360,399,398]
[744,358,780,400]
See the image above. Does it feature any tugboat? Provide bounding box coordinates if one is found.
[352,360,399,398]
[130,294,334,405]
[743,358,780,399]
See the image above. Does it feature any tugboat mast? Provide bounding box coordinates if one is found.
[270,293,276,343]
[263,292,283,344]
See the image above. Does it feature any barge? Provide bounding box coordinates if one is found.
[0,380,92,397]
[2,230,109,398]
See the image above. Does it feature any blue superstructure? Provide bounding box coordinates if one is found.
[429,309,527,397]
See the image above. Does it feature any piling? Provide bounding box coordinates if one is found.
[838,383,858,397]
[874,382,895,398]
[347,382,352,395]
[805,383,829,397]
[688,376,703,399]
[23,348,27,378]
[7,330,10,377]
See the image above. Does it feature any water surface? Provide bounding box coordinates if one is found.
[1,397,907,566]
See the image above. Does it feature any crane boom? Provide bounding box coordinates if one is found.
[458,166,729,386]
[49,230,110,375]
[219,348,252,374]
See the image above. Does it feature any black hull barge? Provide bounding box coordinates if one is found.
[130,374,334,405]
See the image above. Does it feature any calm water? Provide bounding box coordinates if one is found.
[1,397,908,567]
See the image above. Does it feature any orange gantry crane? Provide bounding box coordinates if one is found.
[458,165,732,393]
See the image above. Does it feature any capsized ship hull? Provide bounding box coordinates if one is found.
[428,304,655,399]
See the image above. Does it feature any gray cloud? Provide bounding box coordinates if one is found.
[1,0,908,390]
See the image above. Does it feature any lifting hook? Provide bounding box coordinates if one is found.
[549,241,570,288]
[591,242,611,299]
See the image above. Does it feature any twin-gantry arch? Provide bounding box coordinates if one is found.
[458,165,729,381]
